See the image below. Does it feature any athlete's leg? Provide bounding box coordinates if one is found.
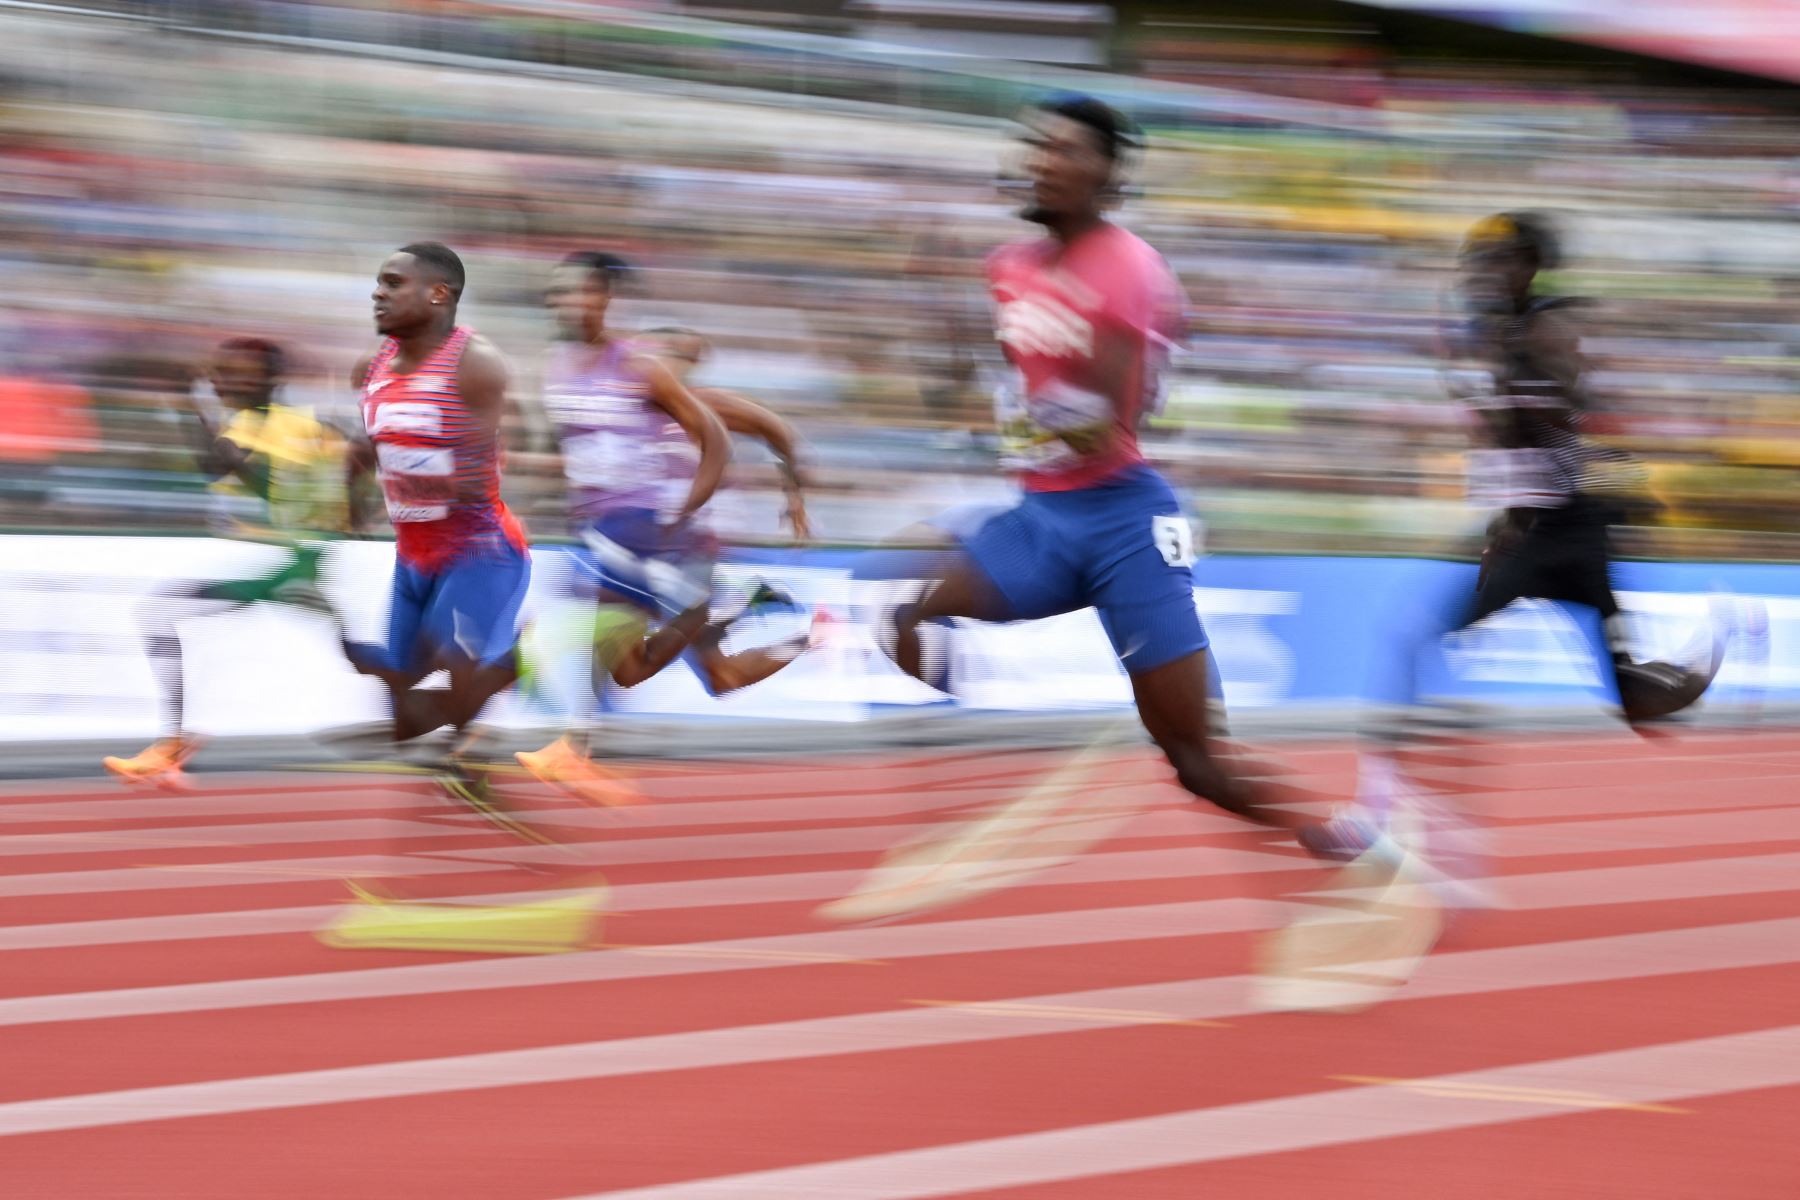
[341,560,448,741]
[602,600,712,688]
[419,546,532,734]
[1126,649,1312,828]
[888,559,1009,685]
[104,581,236,784]
[139,583,239,739]
[1532,514,1723,724]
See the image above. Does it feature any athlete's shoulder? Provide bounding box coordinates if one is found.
[353,340,392,389]
[458,331,509,380]
[986,238,1048,284]
[1097,224,1174,283]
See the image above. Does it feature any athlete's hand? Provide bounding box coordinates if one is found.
[783,494,812,542]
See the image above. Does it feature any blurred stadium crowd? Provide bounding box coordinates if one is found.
[1,0,1795,555]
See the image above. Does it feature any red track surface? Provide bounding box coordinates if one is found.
[1,732,1798,1198]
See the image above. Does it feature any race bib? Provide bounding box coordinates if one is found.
[375,443,453,523]
[994,377,1108,475]
[562,430,634,488]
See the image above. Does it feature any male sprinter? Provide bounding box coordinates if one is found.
[872,95,1319,834]
[515,254,816,800]
[1311,212,1747,866]
[104,336,356,789]
[347,242,531,798]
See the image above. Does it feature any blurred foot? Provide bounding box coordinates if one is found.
[1297,807,1383,862]
[516,736,642,809]
[103,735,200,791]
[742,579,799,613]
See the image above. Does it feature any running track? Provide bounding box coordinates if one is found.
[1,731,1797,1198]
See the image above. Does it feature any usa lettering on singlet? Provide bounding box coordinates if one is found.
[987,224,1184,492]
[361,325,523,567]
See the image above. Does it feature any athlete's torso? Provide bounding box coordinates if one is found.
[210,402,351,539]
[1463,296,1629,516]
[542,338,696,521]
[361,325,523,568]
[987,223,1183,493]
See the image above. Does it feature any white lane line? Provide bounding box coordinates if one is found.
[0,916,1795,1140]
[0,778,1124,833]
[0,897,1323,1029]
[0,856,481,899]
[0,788,434,824]
[0,847,1302,953]
[1316,849,1800,909]
[6,798,1800,944]
[3,827,1797,956]
[0,818,487,858]
[575,1024,1800,1199]
[1490,806,1800,857]
[420,803,1800,869]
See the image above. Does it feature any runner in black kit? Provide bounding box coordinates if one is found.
[1309,212,1743,863]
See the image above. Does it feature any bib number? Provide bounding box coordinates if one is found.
[1152,514,1198,568]
[375,443,454,524]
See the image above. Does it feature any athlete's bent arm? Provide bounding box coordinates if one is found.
[455,335,512,503]
[696,387,810,539]
[637,353,731,522]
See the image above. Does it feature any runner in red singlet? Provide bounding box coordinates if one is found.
[345,243,531,770]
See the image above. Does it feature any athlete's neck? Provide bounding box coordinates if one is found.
[392,314,458,369]
[1041,210,1106,247]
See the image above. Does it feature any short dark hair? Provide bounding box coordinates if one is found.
[216,335,285,381]
[397,241,466,299]
[1464,212,1562,272]
[561,250,635,292]
[1034,93,1138,163]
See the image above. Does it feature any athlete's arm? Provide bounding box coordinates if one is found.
[635,352,731,523]
[345,352,381,531]
[1029,323,1137,460]
[456,334,513,504]
[186,395,272,498]
[695,387,810,539]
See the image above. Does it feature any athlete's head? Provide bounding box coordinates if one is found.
[548,251,633,342]
[211,336,283,410]
[373,242,464,336]
[1016,94,1135,227]
[1460,212,1559,313]
[641,325,708,383]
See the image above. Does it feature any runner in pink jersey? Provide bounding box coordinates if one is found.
[869,95,1328,837]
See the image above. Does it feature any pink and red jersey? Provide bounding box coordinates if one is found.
[987,223,1184,493]
[361,325,526,570]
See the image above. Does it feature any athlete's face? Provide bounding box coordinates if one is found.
[547,266,609,341]
[372,253,447,336]
[210,348,274,410]
[1017,112,1111,224]
[1461,247,1534,313]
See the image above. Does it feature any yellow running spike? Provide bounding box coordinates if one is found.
[317,887,609,955]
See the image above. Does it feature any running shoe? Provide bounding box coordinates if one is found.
[103,735,200,792]
[516,735,642,809]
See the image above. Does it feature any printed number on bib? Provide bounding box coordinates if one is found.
[1152,514,1196,568]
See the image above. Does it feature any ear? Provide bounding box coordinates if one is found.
[431,280,453,306]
